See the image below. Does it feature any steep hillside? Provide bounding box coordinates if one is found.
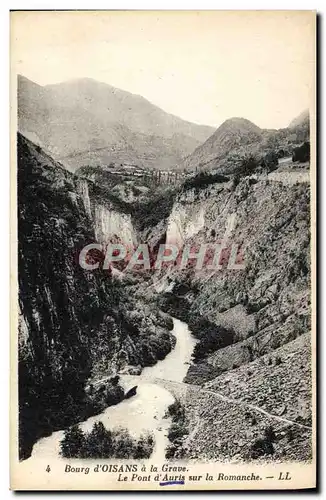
[16,129,312,463]
[138,172,312,460]
[158,176,310,373]
[162,333,311,462]
[18,75,214,172]
[180,115,310,174]
[289,109,309,128]
[17,134,175,459]
[181,118,262,171]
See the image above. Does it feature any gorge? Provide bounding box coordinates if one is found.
[17,100,312,463]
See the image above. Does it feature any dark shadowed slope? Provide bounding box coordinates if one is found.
[17,133,176,459]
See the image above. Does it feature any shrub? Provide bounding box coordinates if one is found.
[249,426,276,459]
[286,428,294,442]
[264,425,276,442]
[183,171,229,191]
[105,385,125,405]
[232,175,240,190]
[88,383,125,413]
[113,428,138,459]
[234,155,259,178]
[246,301,263,314]
[134,433,154,459]
[292,142,310,162]
[166,400,188,459]
[165,443,179,459]
[250,437,274,459]
[168,422,187,441]
[60,425,86,458]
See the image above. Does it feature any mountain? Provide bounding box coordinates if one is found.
[180,117,263,171]
[180,113,310,174]
[151,167,311,461]
[289,109,309,128]
[182,117,262,168]
[17,75,214,172]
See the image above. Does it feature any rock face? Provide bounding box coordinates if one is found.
[152,172,311,460]
[18,75,214,172]
[166,202,206,247]
[17,133,175,460]
[18,132,113,458]
[163,176,310,355]
[93,205,136,247]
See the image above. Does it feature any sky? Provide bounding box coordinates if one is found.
[11,11,315,129]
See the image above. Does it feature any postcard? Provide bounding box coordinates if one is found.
[10,10,316,490]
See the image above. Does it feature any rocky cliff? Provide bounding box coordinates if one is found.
[17,133,175,459]
[146,172,312,460]
[160,174,310,367]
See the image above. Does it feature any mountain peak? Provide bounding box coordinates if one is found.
[217,117,261,133]
[18,74,43,89]
[180,116,262,171]
[18,74,214,172]
[47,77,111,87]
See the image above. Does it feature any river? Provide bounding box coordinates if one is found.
[28,318,197,463]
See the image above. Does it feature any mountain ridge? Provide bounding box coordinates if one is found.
[17,75,214,172]
[289,109,309,128]
[180,112,310,173]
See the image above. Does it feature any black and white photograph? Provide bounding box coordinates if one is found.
[10,10,316,490]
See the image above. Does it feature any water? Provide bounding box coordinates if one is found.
[28,318,196,463]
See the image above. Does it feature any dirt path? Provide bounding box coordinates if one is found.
[125,375,312,431]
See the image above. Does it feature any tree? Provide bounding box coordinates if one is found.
[134,433,154,459]
[292,142,310,162]
[60,425,85,458]
[83,421,113,458]
[112,428,136,459]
